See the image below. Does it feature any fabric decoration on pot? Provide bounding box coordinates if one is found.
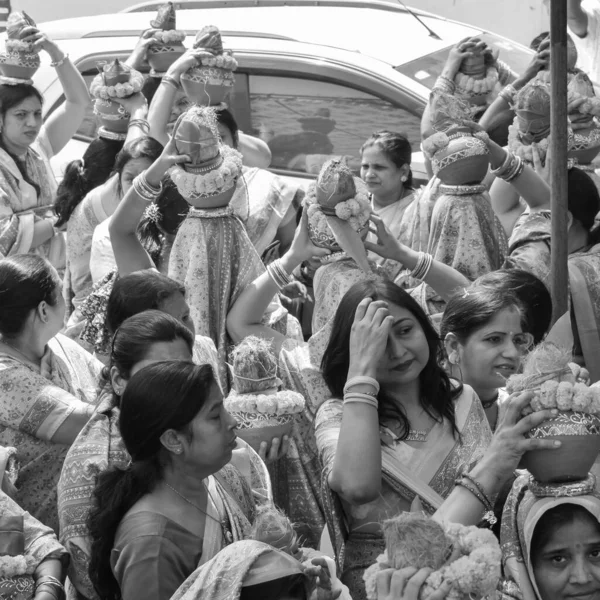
[422,91,491,186]
[0,12,41,85]
[147,2,186,77]
[168,105,243,206]
[90,59,144,141]
[506,343,600,484]
[305,158,372,273]
[363,512,501,600]
[180,25,237,106]
[224,336,305,453]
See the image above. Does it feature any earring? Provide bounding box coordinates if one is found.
[449,352,460,365]
[401,176,407,182]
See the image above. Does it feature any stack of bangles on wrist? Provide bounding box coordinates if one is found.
[455,473,497,527]
[133,171,163,202]
[34,575,64,599]
[128,118,150,134]
[434,75,456,94]
[162,75,181,90]
[410,252,433,280]
[266,259,293,290]
[343,376,380,409]
[492,151,524,182]
[498,83,517,105]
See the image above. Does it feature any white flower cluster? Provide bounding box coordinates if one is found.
[454,66,499,96]
[224,390,305,416]
[169,145,243,200]
[523,380,600,415]
[5,39,36,53]
[199,53,238,70]
[0,554,36,577]
[364,523,501,600]
[152,30,186,44]
[90,69,144,100]
[305,183,371,232]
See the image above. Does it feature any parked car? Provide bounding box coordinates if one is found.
[25,0,533,183]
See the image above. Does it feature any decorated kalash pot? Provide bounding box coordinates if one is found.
[180,25,237,106]
[90,59,144,141]
[169,105,243,207]
[224,336,305,452]
[363,513,501,600]
[453,41,512,115]
[508,80,555,166]
[506,343,600,483]
[422,91,491,186]
[0,12,41,84]
[146,2,186,77]
[565,72,600,177]
[305,158,372,273]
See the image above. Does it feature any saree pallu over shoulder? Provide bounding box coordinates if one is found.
[234,167,298,255]
[0,134,65,271]
[316,384,491,573]
[169,207,293,391]
[568,246,600,383]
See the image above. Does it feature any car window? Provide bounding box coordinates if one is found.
[395,32,533,91]
[247,75,422,176]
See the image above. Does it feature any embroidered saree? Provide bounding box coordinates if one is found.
[0,488,68,600]
[0,334,102,532]
[171,540,307,600]
[503,209,552,291]
[0,128,65,272]
[58,385,269,600]
[64,175,118,321]
[500,474,600,600]
[367,191,416,281]
[315,384,492,600]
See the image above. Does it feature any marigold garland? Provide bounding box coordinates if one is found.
[151,29,185,44]
[454,66,499,97]
[90,69,144,100]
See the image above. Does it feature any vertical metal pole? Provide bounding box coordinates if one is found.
[550,0,569,323]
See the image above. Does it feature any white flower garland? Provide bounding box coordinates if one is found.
[364,523,501,600]
[225,390,305,416]
[305,182,371,231]
[507,119,550,163]
[199,53,238,70]
[5,39,36,53]
[169,144,243,200]
[151,30,186,44]
[454,66,499,97]
[90,68,144,100]
[0,554,36,578]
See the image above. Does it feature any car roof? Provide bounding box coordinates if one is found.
[37,1,481,68]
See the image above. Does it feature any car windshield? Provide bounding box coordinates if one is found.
[394,32,534,90]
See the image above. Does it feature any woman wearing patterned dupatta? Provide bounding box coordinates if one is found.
[87,360,256,600]
[500,473,600,600]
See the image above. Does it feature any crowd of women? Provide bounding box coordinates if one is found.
[0,10,599,600]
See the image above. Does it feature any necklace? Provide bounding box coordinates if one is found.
[165,482,234,544]
[406,429,429,442]
[481,394,499,410]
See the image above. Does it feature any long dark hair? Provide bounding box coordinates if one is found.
[440,286,523,345]
[54,137,124,227]
[106,271,186,336]
[0,254,60,337]
[360,130,414,189]
[321,278,459,439]
[0,84,44,196]
[105,310,194,405]
[88,361,217,600]
[568,167,600,247]
[473,270,552,344]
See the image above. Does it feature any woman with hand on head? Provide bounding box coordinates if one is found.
[60,310,265,600]
[88,360,254,600]
[0,15,89,272]
[0,255,102,531]
[314,277,562,599]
